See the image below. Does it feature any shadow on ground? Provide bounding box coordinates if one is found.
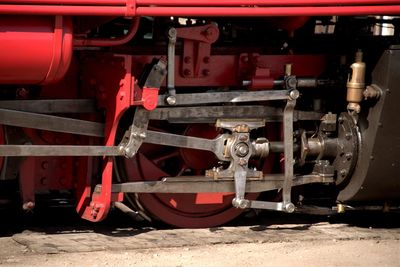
[1,202,399,239]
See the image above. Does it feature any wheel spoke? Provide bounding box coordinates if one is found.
[151,150,180,165]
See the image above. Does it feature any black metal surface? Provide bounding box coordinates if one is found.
[338,47,400,202]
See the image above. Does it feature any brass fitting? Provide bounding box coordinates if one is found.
[347,50,366,113]
[337,203,346,213]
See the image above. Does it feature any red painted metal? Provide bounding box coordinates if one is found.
[136,0,400,6]
[176,24,219,79]
[0,16,73,85]
[0,5,133,16]
[250,68,275,90]
[136,6,400,16]
[3,0,126,4]
[74,17,140,47]
[78,55,134,222]
[19,158,36,210]
[133,87,160,111]
[131,55,326,87]
[1,1,400,16]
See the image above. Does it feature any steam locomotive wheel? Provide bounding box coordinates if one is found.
[118,124,260,228]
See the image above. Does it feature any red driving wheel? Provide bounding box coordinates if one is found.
[119,123,274,228]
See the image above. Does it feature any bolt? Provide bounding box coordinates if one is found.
[183,69,192,76]
[232,198,249,209]
[235,143,249,157]
[345,152,353,160]
[168,28,177,38]
[22,201,35,211]
[139,132,147,139]
[41,161,49,170]
[184,56,191,64]
[287,77,297,89]
[166,95,177,105]
[284,202,295,213]
[340,169,347,177]
[202,69,210,76]
[238,158,248,166]
[239,135,248,141]
[345,133,352,140]
[289,89,300,100]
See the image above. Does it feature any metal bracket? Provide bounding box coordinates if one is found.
[118,107,150,158]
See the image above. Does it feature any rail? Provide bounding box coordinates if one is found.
[1,0,400,16]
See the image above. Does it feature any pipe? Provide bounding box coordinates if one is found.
[2,0,126,5]
[136,0,400,6]
[1,3,400,16]
[4,0,400,6]
[74,17,140,47]
[0,5,129,16]
[136,6,400,16]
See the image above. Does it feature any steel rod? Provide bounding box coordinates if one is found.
[0,108,104,137]
[106,174,332,193]
[0,99,96,114]
[0,145,120,156]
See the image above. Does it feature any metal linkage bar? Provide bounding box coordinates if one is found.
[150,105,322,123]
[157,90,290,107]
[0,99,96,114]
[0,145,120,156]
[281,96,298,213]
[0,108,104,137]
[105,174,333,194]
[145,130,229,161]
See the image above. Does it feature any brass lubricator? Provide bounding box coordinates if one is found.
[347,50,366,113]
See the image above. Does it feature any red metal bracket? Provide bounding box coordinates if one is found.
[125,0,136,16]
[79,55,134,222]
[176,23,219,78]
[132,84,160,111]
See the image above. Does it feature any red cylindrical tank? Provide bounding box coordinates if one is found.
[0,15,73,85]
